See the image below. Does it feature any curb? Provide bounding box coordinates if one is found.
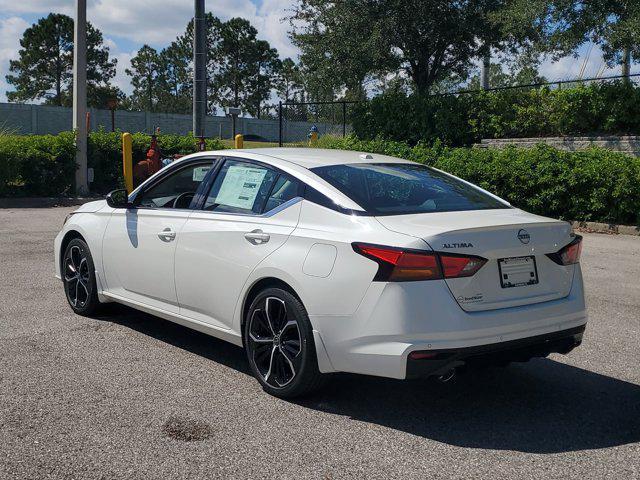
[570,220,640,236]
[0,197,101,208]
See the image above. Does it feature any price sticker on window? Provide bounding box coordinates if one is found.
[192,166,211,182]
[215,166,267,210]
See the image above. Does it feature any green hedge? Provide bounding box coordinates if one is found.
[0,132,77,197]
[317,135,640,226]
[2,130,639,226]
[353,82,640,146]
[0,131,225,196]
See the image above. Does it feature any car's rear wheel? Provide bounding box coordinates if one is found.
[244,287,325,398]
[62,238,100,316]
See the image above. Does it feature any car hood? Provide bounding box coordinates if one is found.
[74,199,107,213]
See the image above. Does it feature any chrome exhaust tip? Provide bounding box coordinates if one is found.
[436,369,456,383]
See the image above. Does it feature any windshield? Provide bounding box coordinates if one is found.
[311,163,509,216]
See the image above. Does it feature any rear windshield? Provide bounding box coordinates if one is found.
[311,163,509,216]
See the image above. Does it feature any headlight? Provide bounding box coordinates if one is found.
[63,212,77,227]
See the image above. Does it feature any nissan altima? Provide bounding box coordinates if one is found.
[55,148,587,397]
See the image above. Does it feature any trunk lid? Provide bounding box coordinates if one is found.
[376,208,575,312]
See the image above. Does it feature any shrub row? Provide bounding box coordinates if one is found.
[2,130,638,226]
[317,135,640,226]
[352,82,640,146]
[0,131,225,196]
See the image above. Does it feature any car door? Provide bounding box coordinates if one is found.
[175,158,303,330]
[102,159,216,312]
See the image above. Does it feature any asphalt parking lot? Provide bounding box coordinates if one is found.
[1,206,639,480]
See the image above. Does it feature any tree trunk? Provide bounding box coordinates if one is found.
[56,73,62,106]
[411,68,431,96]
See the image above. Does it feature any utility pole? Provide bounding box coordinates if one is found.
[622,47,631,84]
[480,52,491,90]
[73,0,88,195]
[193,0,207,137]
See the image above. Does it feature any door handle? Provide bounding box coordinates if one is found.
[158,227,176,242]
[244,229,270,245]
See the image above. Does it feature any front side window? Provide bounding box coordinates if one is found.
[136,161,213,209]
[311,163,509,215]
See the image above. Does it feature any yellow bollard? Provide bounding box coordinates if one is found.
[309,131,318,147]
[234,134,244,149]
[122,132,133,194]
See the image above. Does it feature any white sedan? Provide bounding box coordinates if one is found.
[55,148,587,397]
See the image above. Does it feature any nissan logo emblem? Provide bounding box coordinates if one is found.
[517,229,530,244]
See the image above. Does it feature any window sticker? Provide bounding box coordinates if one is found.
[215,165,268,210]
[192,166,211,182]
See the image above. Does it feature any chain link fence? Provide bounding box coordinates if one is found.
[277,73,640,148]
[278,100,359,146]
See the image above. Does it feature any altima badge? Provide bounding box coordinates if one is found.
[442,242,474,248]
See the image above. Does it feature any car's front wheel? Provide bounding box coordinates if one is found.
[62,238,100,316]
[244,287,325,398]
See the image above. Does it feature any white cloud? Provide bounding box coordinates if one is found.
[0,1,71,15]
[89,0,192,44]
[112,50,135,96]
[0,16,29,102]
[538,43,639,82]
[254,0,299,58]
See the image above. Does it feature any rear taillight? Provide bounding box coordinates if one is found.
[546,235,583,266]
[352,243,486,282]
[439,254,487,278]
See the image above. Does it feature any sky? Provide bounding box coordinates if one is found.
[0,0,637,103]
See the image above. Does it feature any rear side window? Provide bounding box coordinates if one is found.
[203,159,301,215]
[263,175,301,212]
[311,163,508,215]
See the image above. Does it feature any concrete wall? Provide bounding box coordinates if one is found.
[478,136,640,157]
[0,102,341,143]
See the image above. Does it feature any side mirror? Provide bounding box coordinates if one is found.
[106,189,133,209]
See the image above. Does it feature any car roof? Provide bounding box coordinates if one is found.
[220,147,413,169]
[145,148,410,212]
[157,148,416,212]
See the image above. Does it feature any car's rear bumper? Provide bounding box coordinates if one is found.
[405,324,585,378]
[311,265,587,379]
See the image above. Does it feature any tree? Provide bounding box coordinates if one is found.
[276,58,302,102]
[156,41,192,114]
[6,13,117,107]
[125,45,161,111]
[212,18,280,118]
[174,12,224,113]
[244,39,281,118]
[501,0,640,69]
[289,0,385,100]
[289,0,544,95]
[88,84,126,110]
[466,52,547,90]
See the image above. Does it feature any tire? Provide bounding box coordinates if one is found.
[62,238,101,316]
[244,287,325,398]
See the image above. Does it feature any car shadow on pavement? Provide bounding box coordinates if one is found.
[98,304,252,375]
[299,362,640,454]
[101,304,639,454]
